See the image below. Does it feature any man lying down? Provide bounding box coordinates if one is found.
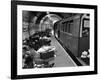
[23,45,56,68]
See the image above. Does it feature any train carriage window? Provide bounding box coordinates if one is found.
[64,23,66,32]
[61,24,63,31]
[61,22,63,31]
[67,23,70,33]
[61,20,73,34]
[69,20,73,33]
[83,19,89,28]
[65,20,73,33]
[66,21,69,32]
[68,20,73,33]
[65,22,68,32]
[82,18,90,37]
[60,23,61,31]
[65,23,67,32]
[63,23,65,32]
[60,24,62,31]
[62,22,65,32]
[64,23,67,32]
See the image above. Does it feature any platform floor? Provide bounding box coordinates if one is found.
[50,36,77,67]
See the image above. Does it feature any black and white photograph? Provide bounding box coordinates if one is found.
[22,11,90,69]
[11,1,97,79]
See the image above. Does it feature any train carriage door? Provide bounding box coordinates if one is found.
[80,14,90,37]
[78,14,90,57]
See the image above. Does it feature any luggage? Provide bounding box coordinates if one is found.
[40,51,55,60]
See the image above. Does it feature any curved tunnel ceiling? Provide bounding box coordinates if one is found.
[38,13,62,32]
[22,11,76,24]
[39,14,62,25]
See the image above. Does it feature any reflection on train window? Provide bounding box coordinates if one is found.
[82,18,90,37]
[62,20,73,34]
[67,22,70,33]
[68,20,73,33]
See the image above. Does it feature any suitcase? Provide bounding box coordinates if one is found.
[40,51,55,60]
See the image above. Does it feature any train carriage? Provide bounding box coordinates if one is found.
[54,14,90,57]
